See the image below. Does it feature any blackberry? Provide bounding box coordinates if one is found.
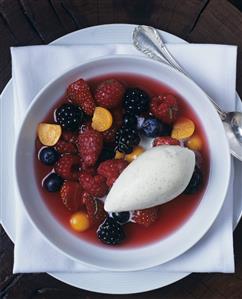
[55,103,84,131]
[184,167,203,194]
[39,147,59,165]
[115,126,140,154]
[97,217,125,245]
[98,146,115,163]
[159,122,172,136]
[123,114,137,128]
[112,212,130,225]
[123,88,150,115]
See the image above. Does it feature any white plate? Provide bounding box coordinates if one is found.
[1,24,242,294]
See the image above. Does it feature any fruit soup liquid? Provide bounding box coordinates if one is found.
[34,73,210,248]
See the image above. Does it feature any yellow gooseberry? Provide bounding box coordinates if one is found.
[91,107,113,132]
[70,211,90,232]
[125,146,145,163]
[187,134,203,151]
[115,150,125,159]
[171,117,195,140]
[37,123,62,146]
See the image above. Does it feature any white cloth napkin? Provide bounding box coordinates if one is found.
[11,43,237,273]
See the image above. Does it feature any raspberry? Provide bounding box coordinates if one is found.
[84,196,107,226]
[150,94,178,124]
[80,191,93,205]
[94,79,125,109]
[153,136,180,147]
[79,173,108,197]
[67,79,96,116]
[80,161,96,175]
[97,159,129,187]
[60,181,83,212]
[55,154,80,180]
[131,207,159,227]
[55,140,77,154]
[61,131,78,143]
[77,129,103,166]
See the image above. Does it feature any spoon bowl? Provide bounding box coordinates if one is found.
[229,112,242,143]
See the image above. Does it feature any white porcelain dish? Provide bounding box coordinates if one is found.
[15,54,230,271]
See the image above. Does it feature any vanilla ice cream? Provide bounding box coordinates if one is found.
[104,145,195,212]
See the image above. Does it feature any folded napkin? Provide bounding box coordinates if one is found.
[11,43,237,273]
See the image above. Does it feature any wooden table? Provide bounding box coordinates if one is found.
[1,1,242,298]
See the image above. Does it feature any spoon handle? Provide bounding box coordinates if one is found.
[133,25,227,120]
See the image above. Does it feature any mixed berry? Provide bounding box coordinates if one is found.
[35,75,208,247]
[115,126,140,154]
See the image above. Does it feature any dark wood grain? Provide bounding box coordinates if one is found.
[1,0,242,298]
[188,0,242,99]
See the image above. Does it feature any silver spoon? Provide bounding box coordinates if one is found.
[133,25,242,161]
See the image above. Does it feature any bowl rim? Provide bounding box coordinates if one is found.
[15,54,231,271]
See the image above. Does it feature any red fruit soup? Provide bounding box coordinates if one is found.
[34,73,210,248]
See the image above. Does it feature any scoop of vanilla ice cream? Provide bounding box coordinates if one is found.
[104,145,195,212]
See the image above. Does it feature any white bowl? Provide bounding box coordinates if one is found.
[15,55,230,271]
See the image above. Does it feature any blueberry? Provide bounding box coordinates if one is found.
[112,212,130,224]
[43,173,63,192]
[39,147,59,165]
[141,118,162,137]
[141,118,172,137]
[184,167,203,194]
[123,114,137,128]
